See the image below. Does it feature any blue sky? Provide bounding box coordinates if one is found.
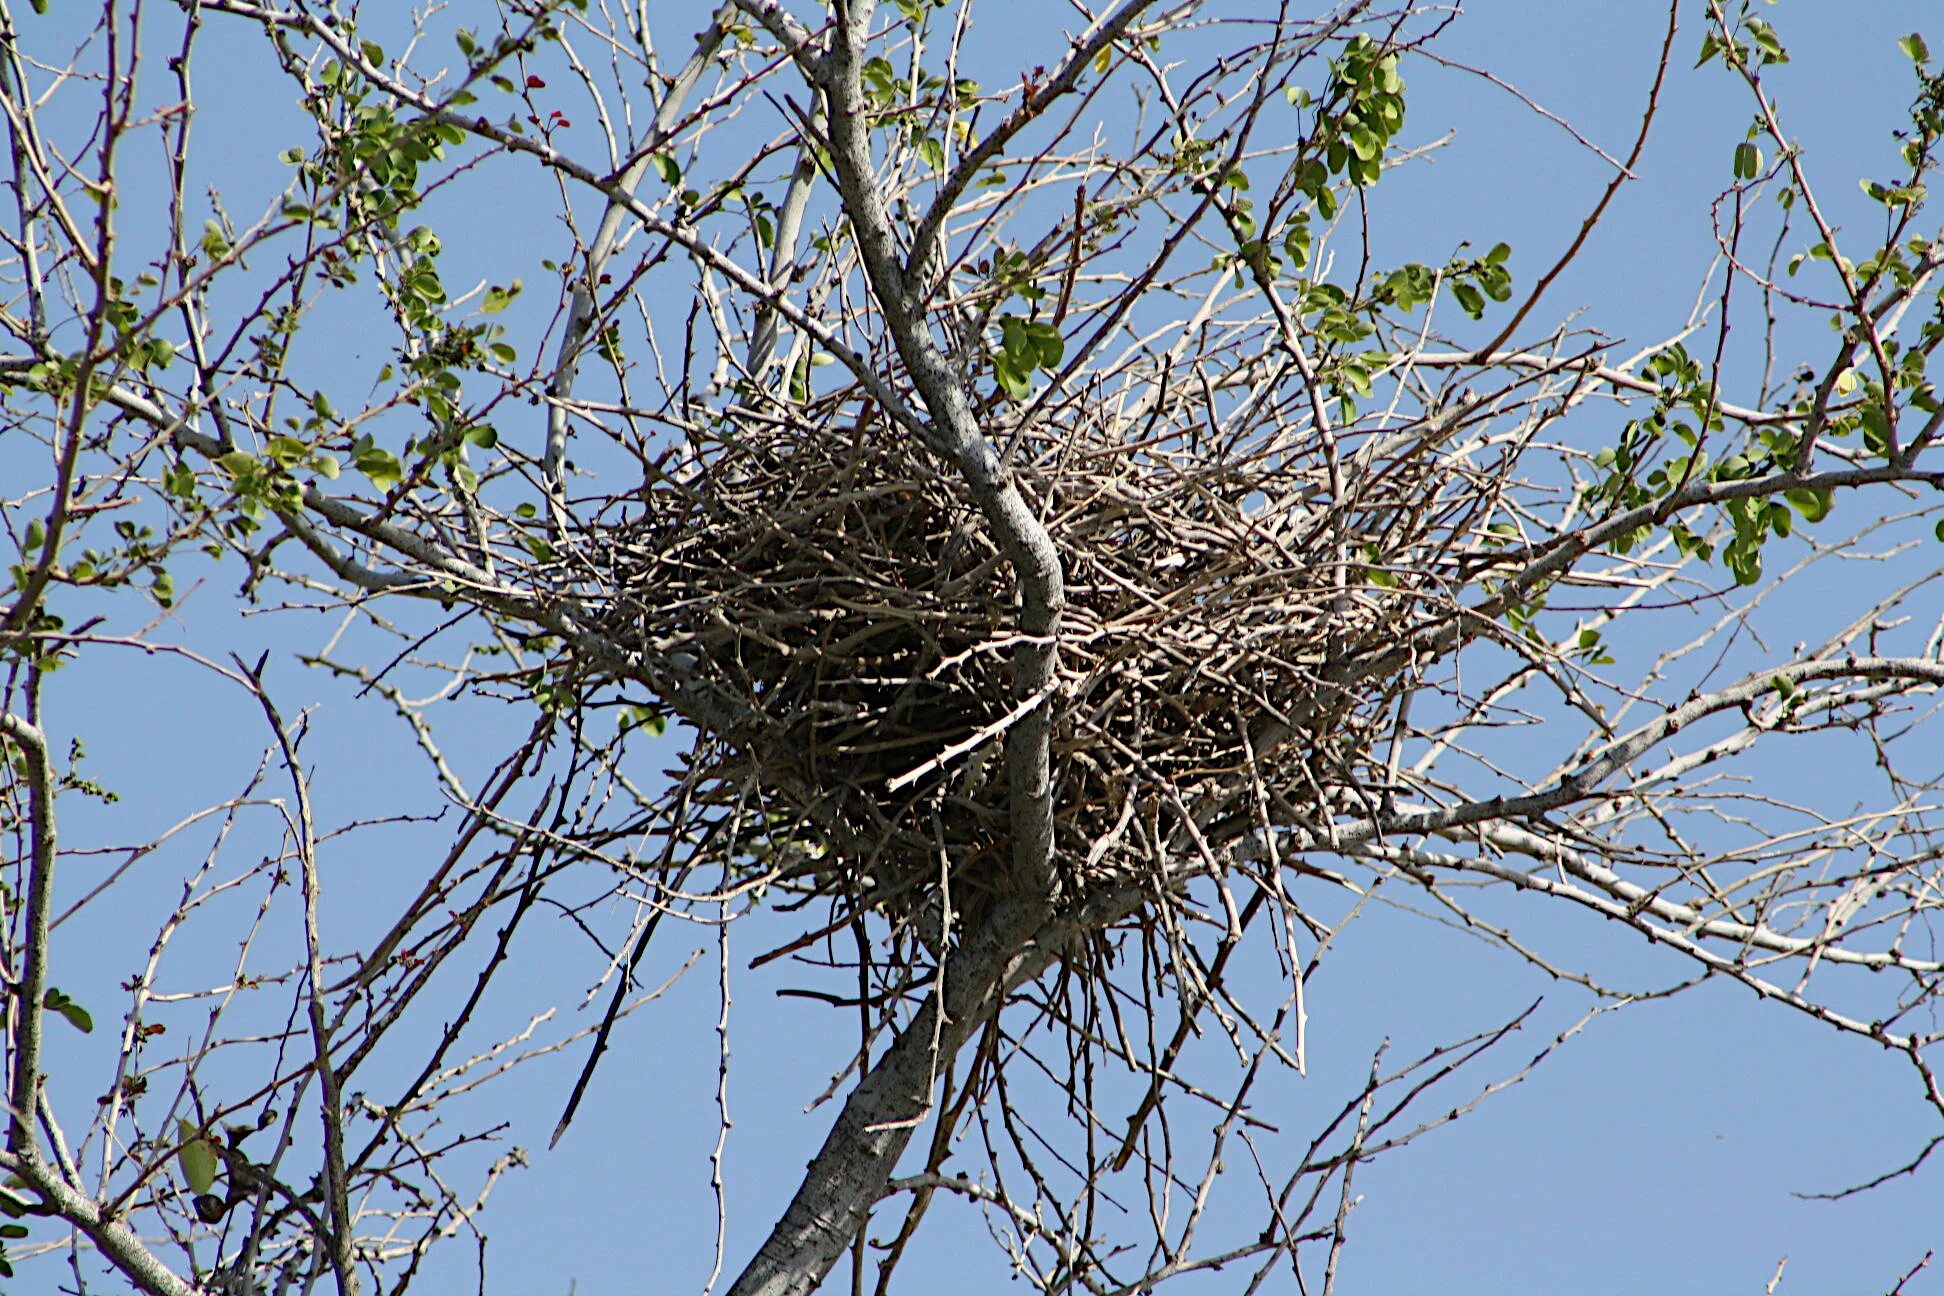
[13,2,1944,1293]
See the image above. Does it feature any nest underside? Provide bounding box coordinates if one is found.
[595,397,1440,919]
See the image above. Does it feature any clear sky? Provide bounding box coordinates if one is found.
[13,2,1944,1294]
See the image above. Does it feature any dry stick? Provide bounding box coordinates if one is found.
[1277,655,1944,859]
[701,872,735,1296]
[326,715,553,997]
[1109,889,1268,1172]
[1470,0,1678,362]
[886,678,1057,792]
[550,778,703,1149]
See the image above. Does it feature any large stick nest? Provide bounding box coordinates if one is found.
[597,384,1444,922]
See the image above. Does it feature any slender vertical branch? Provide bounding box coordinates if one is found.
[3,698,201,1296]
[1,699,53,1165]
[819,0,1066,899]
[746,118,826,382]
[1471,0,1678,359]
[238,661,356,1295]
[543,3,739,516]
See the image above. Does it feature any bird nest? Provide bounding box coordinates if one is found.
[595,387,1431,922]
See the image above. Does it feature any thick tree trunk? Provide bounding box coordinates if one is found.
[724,897,1055,1296]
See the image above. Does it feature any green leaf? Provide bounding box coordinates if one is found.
[1785,487,1831,523]
[176,1120,219,1195]
[464,425,500,449]
[266,436,309,467]
[41,988,92,1034]
[993,354,1032,400]
[597,325,625,365]
[1024,320,1065,367]
[1727,545,1762,585]
[354,444,405,492]
[1899,32,1930,64]
[1744,18,1789,65]
[481,280,522,314]
[1000,314,1029,360]
[622,706,667,736]
[1282,219,1312,271]
[650,153,681,185]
